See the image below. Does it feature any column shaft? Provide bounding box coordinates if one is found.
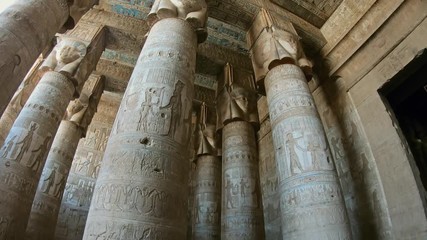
[0,57,44,146]
[0,0,69,113]
[0,71,74,239]
[83,18,197,239]
[55,92,121,240]
[26,120,82,240]
[193,155,221,239]
[265,64,351,239]
[26,73,104,240]
[221,121,264,239]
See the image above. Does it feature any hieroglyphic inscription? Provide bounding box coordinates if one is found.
[0,71,75,239]
[264,64,351,239]
[220,121,265,239]
[55,94,121,240]
[314,82,394,239]
[83,18,198,239]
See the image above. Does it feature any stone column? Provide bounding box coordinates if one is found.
[0,0,99,114]
[26,74,105,240]
[54,92,122,240]
[217,64,265,239]
[0,56,45,146]
[0,0,70,114]
[0,26,105,238]
[247,9,352,239]
[193,103,221,239]
[257,97,281,240]
[82,1,207,239]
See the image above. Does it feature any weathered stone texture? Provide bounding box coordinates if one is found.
[314,84,393,239]
[54,92,121,240]
[327,0,404,75]
[0,22,104,237]
[345,16,427,239]
[257,116,281,240]
[26,120,82,240]
[193,155,221,239]
[320,0,376,55]
[334,0,427,90]
[0,0,69,113]
[221,121,264,239]
[270,0,343,28]
[0,71,75,239]
[83,18,198,239]
[0,57,45,147]
[265,64,351,239]
[26,75,105,240]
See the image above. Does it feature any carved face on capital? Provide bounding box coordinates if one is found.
[56,45,81,64]
[230,86,252,114]
[276,30,299,56]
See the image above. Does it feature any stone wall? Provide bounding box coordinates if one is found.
[313,0,427,238]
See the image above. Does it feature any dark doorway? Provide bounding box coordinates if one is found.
[380,49,427,193]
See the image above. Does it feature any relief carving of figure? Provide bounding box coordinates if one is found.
[162,81,185,139]
[138,87,160,131]
[41,39,87,78]
[98,133,109,151]
[225,178,235,209]
[54,173,67,198]
[13,123,38,163]
[77,152,94,175]
[42,167,58,194]
[285,133,304,176]
[331,136,344,160]
[89,158,101,178]
[239,178,248,198]
[0,135,17,158]
[27,135,51,172]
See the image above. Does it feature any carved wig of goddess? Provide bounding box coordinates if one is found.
[148,0,207,41]
[41,39,87,77]
[251,28,312,83]
[66,93,89,125]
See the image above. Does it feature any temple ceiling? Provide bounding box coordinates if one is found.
[75,0,346,95]
[270,0,343,27]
